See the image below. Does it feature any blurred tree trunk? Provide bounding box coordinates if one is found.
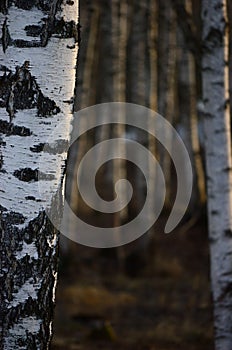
[188,51,206,207]
[177,14,205,213]
[126,0,148,221]
[147,0,158,233]
[0,0,78,347]
[202,0,232,348]
[157,0,177,203]
[68,1,99,216]
[111,0,128,228]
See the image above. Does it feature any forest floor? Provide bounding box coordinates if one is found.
[52,212,214,350]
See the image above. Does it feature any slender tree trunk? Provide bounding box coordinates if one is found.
[202,0,232,348]
[184,0,206,208]
[111,0,128,227]
[157,0,177,203]
[0,1,78,348]
[177,20,205,212]
[146,0,158,241]
[188,52,206,206]
[126,0,149,218]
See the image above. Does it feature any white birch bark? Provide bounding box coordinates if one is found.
[0,0,78,348]
[202,0,232,348]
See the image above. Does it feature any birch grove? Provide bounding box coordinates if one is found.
[2,0,232,348]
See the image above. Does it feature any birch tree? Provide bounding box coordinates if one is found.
[0,0,78,348]
[202,0,232,348]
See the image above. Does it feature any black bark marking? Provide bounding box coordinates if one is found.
[0,204,7,212]
[24,25,43,38]
[0,0,54,14]
[225,229,232,237]
[12,0,37,10]
[1,211,26,225]
[40,0,68,47]
[1,2,78,50]
[0,0,8,14]
[13,39,41,48]
[17,19,79,46]
[0,211,58,348]
[13,167,55,182]
[1,18,12,53]
[203,28,224,52]
[217,281,232,302]
[25,195,36,200]
[30,143,45,153]
[30,140,68,154]
[25,196,40,201]
[0,119,32,136]
[0,151,3,171]
[215,128,225,134]
[9,0,52,12]
[53,18,79,41]
[0,63,60,121]
[13,168,39,182]
[13,168,55,182]
[211,210,219,215]
[214,3,223,10]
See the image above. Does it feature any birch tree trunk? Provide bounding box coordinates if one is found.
[202,0,232,348]
[0,1,78,348]
[177,20,205,213]
[111,0,128,229]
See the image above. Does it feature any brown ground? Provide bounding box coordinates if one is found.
[52,213,214,350]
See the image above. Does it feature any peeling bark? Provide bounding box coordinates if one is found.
[0,0,78,348]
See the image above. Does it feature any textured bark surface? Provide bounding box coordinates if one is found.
[0,0,78,348]
[202,0,232,349]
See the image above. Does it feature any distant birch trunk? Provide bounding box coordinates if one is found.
[188,52,206,206]
[111,0,128,227]
[202,0,232,348]
[177,19,205,212]
[0,1,78,348]
[147,0,158,235]
[126,0,148,217]
[157,0,177,203]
